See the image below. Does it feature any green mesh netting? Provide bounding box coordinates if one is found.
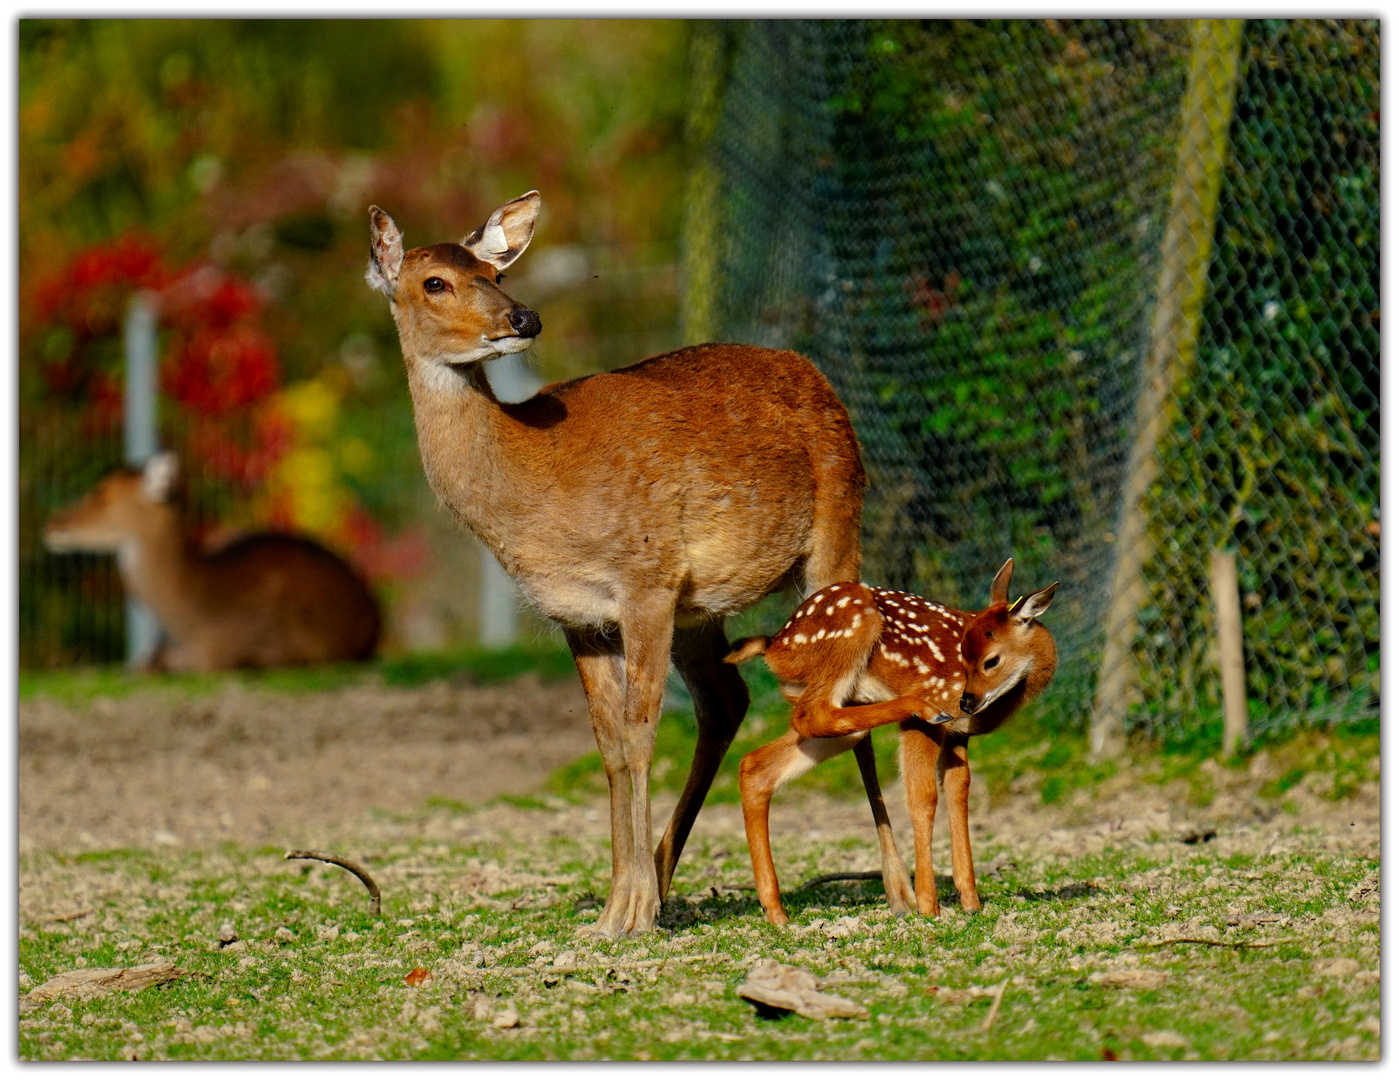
[686,18,1378,740]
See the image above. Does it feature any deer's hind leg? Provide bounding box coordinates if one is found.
[853,735,917,916]
[655,621,751,902]
[739,727,864,925]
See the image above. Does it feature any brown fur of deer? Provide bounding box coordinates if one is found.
[365,192,921,935]
[43,452,380,671]
[728,558,1058,926]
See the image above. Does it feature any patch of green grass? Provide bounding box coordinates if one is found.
[18,810,1379,1060]
[18,643,578,706]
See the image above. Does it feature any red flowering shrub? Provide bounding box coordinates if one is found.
[163,323,281,415]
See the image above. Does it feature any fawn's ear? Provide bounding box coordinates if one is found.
[366,206,404,296]
[462,191,541,270]
[1010,582,1059,624]
[141,451,179,503]
[988,557,1015,607]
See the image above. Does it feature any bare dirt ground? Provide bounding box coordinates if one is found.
[18,676,1378,869]
[18,676,595,853]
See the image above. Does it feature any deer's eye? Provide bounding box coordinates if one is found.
[984,655,1000,670]
[424,277,447,293]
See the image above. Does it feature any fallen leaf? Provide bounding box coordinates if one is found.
[405,966,433,987]
[737,960,868,1020]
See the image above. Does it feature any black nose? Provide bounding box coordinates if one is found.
[960,693,977,714]
[509,308,541,338]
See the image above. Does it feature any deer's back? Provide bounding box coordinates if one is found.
[185,534,380,666]
[499,345,864,620]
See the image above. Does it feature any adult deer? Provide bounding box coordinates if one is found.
[43,452,380,671]
[366,191,916,935]
[729,559,1058,925]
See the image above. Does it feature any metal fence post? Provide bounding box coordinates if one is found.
[123,291,162,668]
[478,354,541,647]
[1090,19,1245,757]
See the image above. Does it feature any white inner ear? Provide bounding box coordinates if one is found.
[482,224,510,254]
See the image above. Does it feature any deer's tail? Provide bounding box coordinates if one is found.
[723,636,772,664]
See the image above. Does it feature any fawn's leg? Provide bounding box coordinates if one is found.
[565,625,634,936]
[900,719,944,915]
[789,696,941,739]
[937,733,980,912]
[656,622,750,901]
[852,735,916,916]
[739,728,863,926]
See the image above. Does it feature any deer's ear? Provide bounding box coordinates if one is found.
[1010,582,1058,624]
[141,451,179,503]
[989,558,1014,607]
[462,191,540,270]
[366,206,404,296]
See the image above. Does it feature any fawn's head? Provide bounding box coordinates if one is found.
[366,192,543,367]
[44,451,181,553]
[958,558,1059,716]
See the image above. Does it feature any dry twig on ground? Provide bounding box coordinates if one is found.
[285,849,381,915]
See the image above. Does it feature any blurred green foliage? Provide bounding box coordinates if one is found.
[19,18,690,666]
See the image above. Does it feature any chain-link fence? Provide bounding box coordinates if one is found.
[684,18,1378,747]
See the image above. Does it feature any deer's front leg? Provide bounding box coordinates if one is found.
[612,598,675,935]
[937,733,980,912]
[790,696,941,739]
[900,719,943,915]
[566,627,635,937]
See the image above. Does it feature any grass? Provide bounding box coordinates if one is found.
[18,646,1381,1060]
[17,643,577,706]
[17,804,1380,1060]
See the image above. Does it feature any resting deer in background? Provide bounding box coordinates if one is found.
[365,191,919,935]
[728,558,1058,926]
[43,452,380,671]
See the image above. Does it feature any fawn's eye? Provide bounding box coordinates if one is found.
[984,655,1000,670]
[424,277,447,293]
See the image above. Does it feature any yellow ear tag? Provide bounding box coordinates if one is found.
[1010,595,1024,611]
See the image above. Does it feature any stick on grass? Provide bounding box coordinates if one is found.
[980,978,1009,1034]
[797,870,889,891]
[285,849,381,915]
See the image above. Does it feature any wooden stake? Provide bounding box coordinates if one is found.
[1210,549,1248,757]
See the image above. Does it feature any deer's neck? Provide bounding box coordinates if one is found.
[402,355,544,571]
[117,507,205,633]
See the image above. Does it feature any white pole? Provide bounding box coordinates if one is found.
[478,355,540,647]
[123,292,162,667]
